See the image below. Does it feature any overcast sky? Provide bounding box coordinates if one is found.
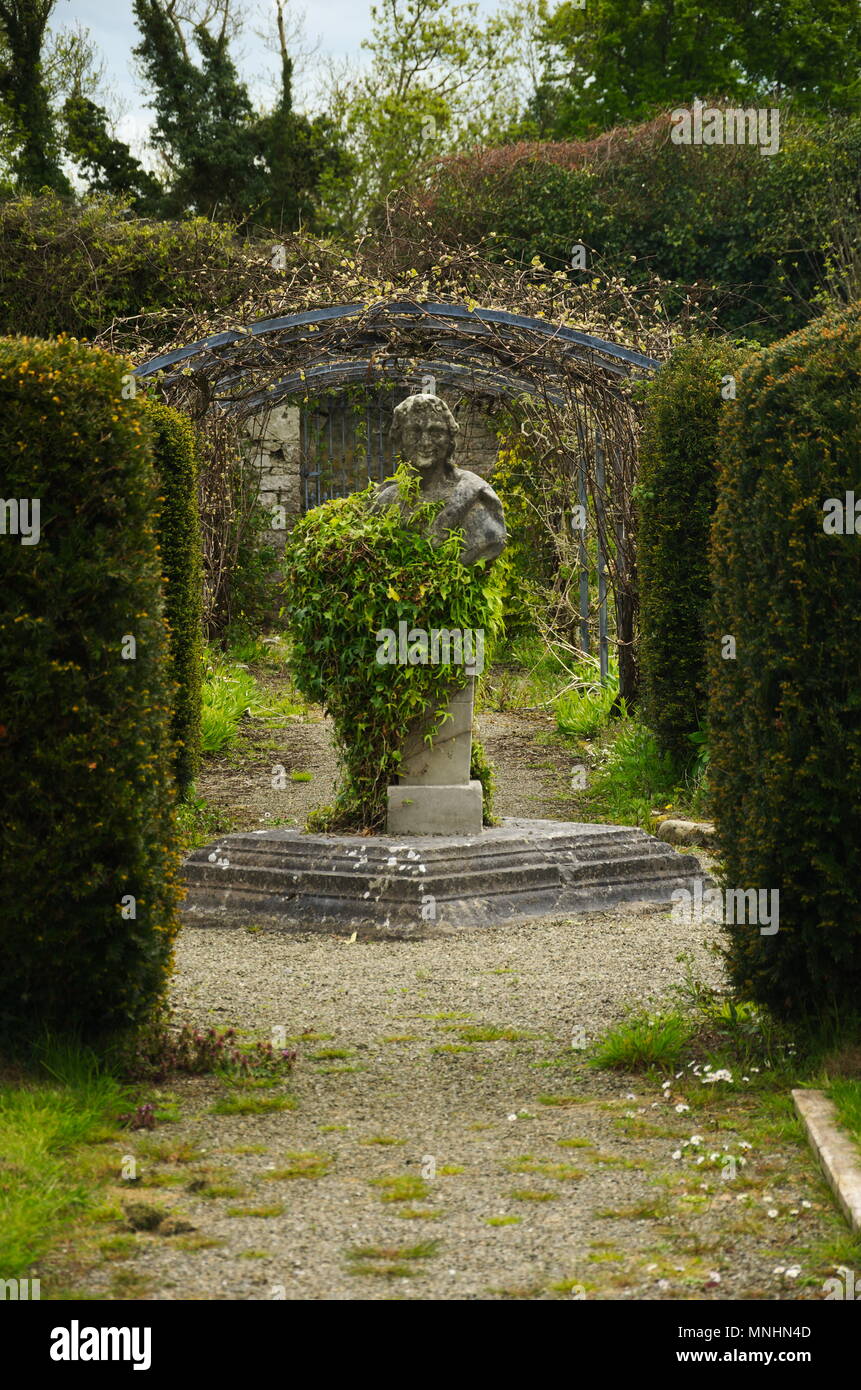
[49,0,503,154]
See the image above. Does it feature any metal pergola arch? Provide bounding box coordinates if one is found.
[136,297,661,702]
[133,298,661,403]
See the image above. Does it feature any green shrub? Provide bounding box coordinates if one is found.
[282,466,503,830]
[709,302,861,1019]
[0,336,181,1041]
[410,109,861,341]
[0,193,263,346]
[637,338,746,765]
[141,400,204,797]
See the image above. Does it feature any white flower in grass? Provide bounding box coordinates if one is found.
[801,1200,812,1209]
[767,1208,778,1218]
[675,1103,690,1113]
[671,1150,682,1160]
[785,1266,801,1279]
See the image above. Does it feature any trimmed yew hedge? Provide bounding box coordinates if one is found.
[637,338,745,765]
[142,399,204,797]
[0,337,181,1041]
[709,303,861,1019]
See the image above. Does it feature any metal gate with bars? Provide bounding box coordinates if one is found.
[300,387,414,511]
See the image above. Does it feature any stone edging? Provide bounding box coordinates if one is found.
[792,1088,861,1233]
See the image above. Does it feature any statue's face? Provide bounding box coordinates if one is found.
[401,413,453,473]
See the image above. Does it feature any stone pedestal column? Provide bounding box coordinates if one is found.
[386,678,483,834]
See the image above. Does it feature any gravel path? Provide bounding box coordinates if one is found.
[76,907,839,1302]
[69,708,841,1301]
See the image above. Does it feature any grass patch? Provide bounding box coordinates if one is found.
[359,1135,406,1147]
[509,1189,558,1202]
[175,791,236,853]
[201,649,302,754]
[345,1239,439,1279]
[486,1216,522,1227]
[226,1205,285,1218]
[0,1044,131,1281]
[370,1175,429,1203]
[263,1152,331,1180]
[458,1026,527,1043]
[827,1079,861,1156]
[590,1011,694,1071]
[395,1208,444,1221]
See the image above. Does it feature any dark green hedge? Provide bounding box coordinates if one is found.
[409,111,861,342]
[0,336,181,1041]
[709,303,861,1019]
[637,338,745,765]
[142,399,204,797]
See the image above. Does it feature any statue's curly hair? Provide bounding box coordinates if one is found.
[390,392,459,459]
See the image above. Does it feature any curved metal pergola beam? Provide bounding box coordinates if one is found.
[223,356,569,413]
[133,299,661,386]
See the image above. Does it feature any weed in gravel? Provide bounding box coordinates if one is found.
[488,1282,547,1298]
[171,1235,224,1252]
[345,1239,439,1279]
[370,1175,429,1203]
[395,1208,444,1220]
[348,1240,439,1261]
[590,1012,693,1070]
[98,1236,139,1260]
[359,1135,406,1147]
[226,1205,285,1218]
[506,1156,583,1180]
[556,1138,594,1149]
[263,1152,331,1180]
[137,1140,202,1164]
[486,1216,522,1227]
[310,1048,352,1060]
[109,1270,152,1297]
[210,1096,296,1116]
[509,1189,558,1202]
[458,1026,527,1043]
[188,1181,247,1199]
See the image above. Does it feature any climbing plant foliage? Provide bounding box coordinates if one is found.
[282,466,503,830]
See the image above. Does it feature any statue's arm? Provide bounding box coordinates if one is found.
[460,485,508,566]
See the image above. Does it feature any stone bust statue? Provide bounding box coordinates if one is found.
[370,392,507,566]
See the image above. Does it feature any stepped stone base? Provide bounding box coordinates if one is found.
[181,818,710,937]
